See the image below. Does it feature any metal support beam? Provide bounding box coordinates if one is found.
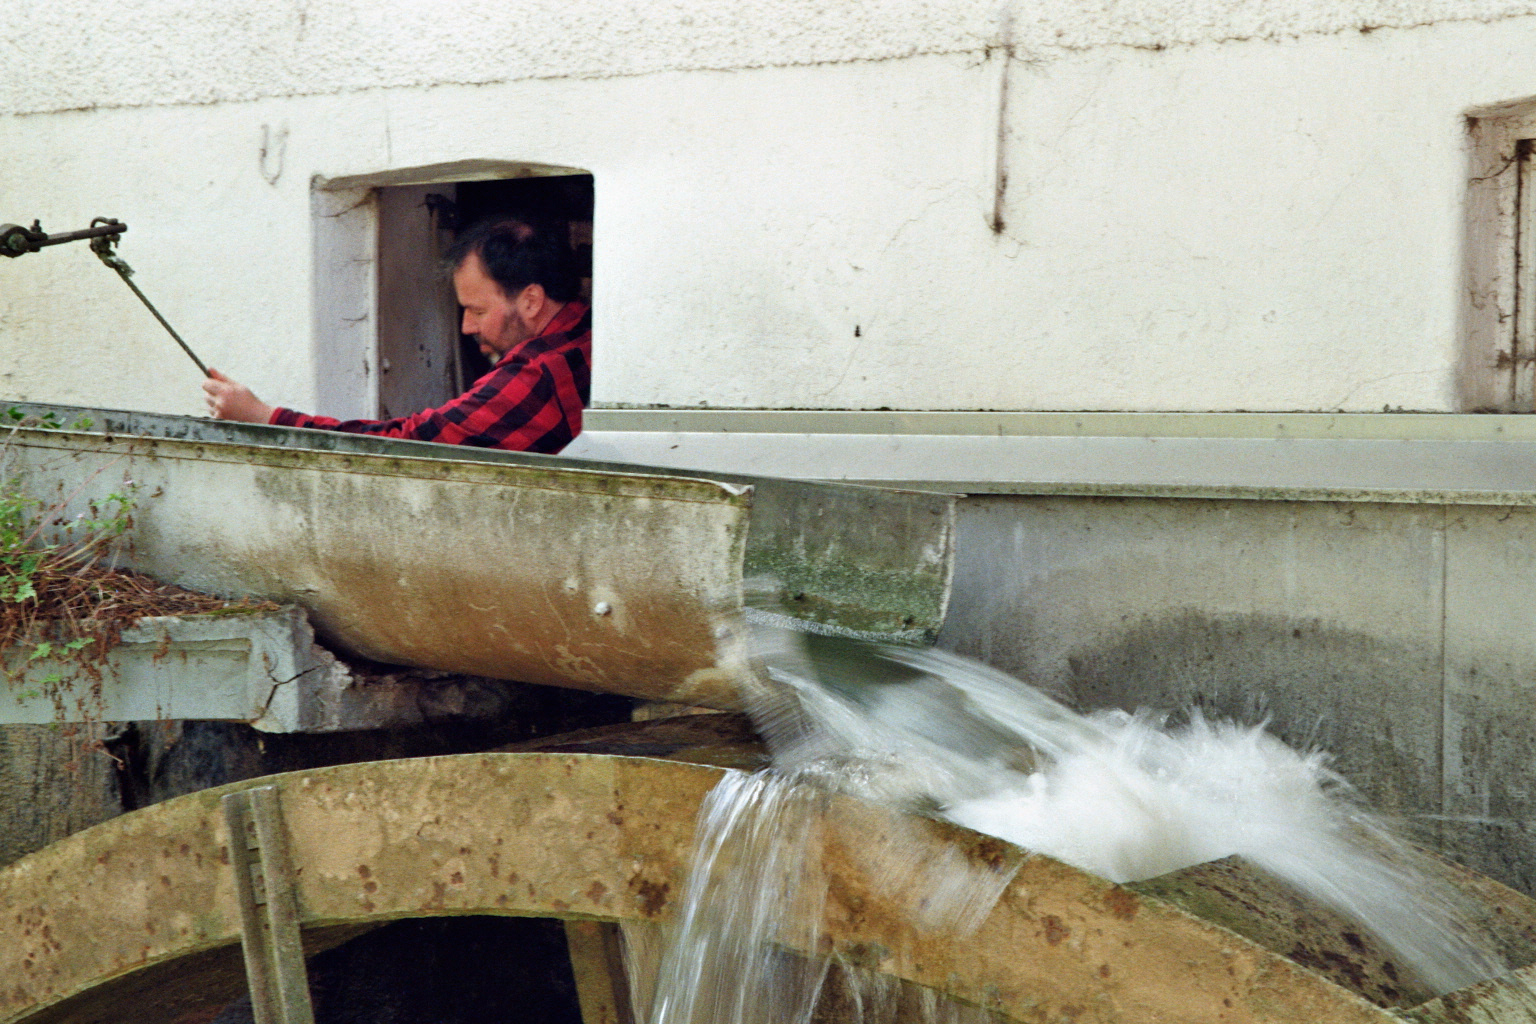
[222,786,316,1024]
[565,920,637,1024]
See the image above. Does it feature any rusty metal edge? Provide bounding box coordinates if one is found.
[5,428,752,508]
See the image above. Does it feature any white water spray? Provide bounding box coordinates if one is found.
[636,622,1511,1024]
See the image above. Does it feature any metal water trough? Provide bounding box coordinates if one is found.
[0,402,955,712]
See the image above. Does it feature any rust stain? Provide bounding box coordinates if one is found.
[1102,888,1139,921]
[587,881,609,902]
[1286,944,1374,999]
[1042,915,1069,946]
[357,864,371,879]
[633,878,670,917]
[450,871,464,885]
[967,834,1014,871]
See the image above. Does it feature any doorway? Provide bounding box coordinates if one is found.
[374,173,594,418]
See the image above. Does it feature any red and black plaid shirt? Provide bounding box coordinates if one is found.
[270,302,591,453]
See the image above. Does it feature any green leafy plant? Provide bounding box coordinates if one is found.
[0,473,142,723]
[0,456,270,763]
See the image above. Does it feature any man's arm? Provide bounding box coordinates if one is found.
[268,354,585,453]
[200,346,589,453]
[201,304,589,452]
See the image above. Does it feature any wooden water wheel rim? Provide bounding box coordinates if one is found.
[0,752,1404,1024]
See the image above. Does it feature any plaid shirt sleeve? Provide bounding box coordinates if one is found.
[270,303,591,454]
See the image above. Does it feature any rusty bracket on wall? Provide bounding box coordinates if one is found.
[221,786,317,1024]
[0,218,126,258]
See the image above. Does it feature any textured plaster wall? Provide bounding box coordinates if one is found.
[8,0,1536,114]
[6,1,1536,413]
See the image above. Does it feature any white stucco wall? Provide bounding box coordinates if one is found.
[5,0,1536,414]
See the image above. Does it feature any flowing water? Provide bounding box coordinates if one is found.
[632,620,1512,1023]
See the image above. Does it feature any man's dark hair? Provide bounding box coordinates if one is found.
[445,219,581,303]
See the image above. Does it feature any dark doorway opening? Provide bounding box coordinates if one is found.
[374,173,593,419]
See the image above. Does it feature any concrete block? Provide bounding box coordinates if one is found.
[1428,817,1536,900]
[0,606,523,734]
[1443,506,1536,822]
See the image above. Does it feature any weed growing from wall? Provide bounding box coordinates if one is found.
[1,408,273,763]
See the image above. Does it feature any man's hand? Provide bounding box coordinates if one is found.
[203,369,275,424]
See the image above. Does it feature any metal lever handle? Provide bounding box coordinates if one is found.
[1,215,210,377]
[0,218,127,258]
[86,220,211,377]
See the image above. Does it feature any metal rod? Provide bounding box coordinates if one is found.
[36,222,127,248]
[106,262,212,376]
[4,218,208,376]
[88,227,212,377]
[0,219,126,258]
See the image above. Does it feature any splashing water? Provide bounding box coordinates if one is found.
[641,768,1014,1024]
[941,708,1502,995]
[635,623,1510,1024]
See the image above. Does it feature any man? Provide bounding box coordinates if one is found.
[203,221,590,453]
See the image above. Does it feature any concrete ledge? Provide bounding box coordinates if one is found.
[584,410,1536,441]
[569,411,1536,503]
[2,607,517,734]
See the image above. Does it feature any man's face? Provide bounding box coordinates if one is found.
[454,253,531,359]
